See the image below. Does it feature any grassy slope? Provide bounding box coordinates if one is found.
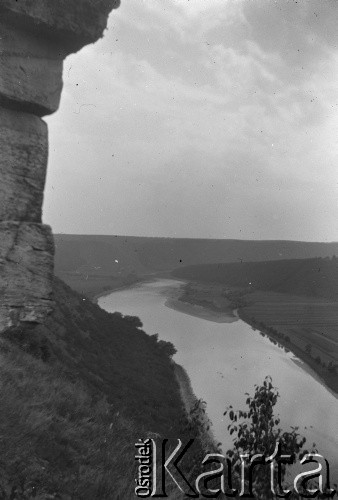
[0,278,205,499]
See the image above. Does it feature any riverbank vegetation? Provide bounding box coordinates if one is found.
[178,281,237,317]
[239,307,338,394]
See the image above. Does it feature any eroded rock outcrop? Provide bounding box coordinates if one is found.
[0,0,120,330]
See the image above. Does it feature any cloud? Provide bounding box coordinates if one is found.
[44,0,338,241]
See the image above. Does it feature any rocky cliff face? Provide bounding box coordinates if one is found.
[0,0,120,331]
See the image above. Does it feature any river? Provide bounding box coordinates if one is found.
[98,278,337,478]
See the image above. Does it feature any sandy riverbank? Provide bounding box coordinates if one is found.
[164,281,237,323]
[166,298,237,323]
[92,280,141,304]
[92,276,158,303]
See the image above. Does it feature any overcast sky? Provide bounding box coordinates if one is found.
[44,0,338,241]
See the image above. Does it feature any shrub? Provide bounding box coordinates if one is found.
[224,377,310,498]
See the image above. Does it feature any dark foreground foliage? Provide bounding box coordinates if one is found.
[225,377,336,499]
[0,278,203,499]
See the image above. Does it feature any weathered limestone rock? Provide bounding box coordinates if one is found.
[0,222,54,330]
[0,0,120,53]
[0,0,120,115]
[0,23,64,115]
[0,0,120,331]
[0,108,48,221]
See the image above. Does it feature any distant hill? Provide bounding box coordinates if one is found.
[54,234,338,277]
[173,257,338,300]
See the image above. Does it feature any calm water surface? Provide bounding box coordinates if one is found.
[99,279,337,475]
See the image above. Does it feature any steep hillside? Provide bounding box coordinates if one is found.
[173,257,338,300]
[0,278,203,499]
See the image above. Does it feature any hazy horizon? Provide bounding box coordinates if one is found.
[44,0,338,242]
[54,232,338,244]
